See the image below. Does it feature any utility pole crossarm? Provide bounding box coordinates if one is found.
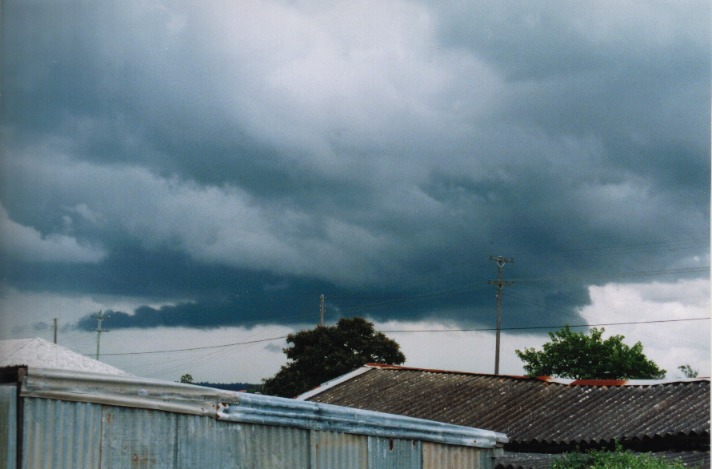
[93,310,109,361]
[489,256,514,376]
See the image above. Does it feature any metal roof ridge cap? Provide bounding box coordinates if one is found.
[224,392,509,448]
[25,366,139,382]
[21,367,241,416]
[295,365,373,400]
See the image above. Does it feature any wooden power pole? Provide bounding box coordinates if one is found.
[319,294,325,326]
[488,256,514,375]
[94,310,109,360]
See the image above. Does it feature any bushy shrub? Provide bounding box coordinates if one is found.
[551,444,687,469]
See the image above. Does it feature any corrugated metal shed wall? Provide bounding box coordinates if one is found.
[0,386,17,469]
[422,442,484,468]
[101,406,179,469]
[176,414,242,468]
[15,395,500,469]
[312,431,368,469]
[235,423,310,468]
[23,398,102,469]
[20,400,314,469]
[368,437,422,469]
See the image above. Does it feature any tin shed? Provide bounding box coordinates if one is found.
[0,366,507,469]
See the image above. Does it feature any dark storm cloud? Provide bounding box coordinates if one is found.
[1,1,709,332]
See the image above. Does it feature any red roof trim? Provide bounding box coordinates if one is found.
[365,364,709,387]
[569,379,628,386]
[364,363,532,380]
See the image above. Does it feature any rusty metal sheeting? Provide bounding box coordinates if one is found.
[368,436,422,468]
[422,441,484,468]
[312,431,368,469]
[303,365,710,448]
[18,367,506,449]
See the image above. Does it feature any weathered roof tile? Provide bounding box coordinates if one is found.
[302,364,710,450]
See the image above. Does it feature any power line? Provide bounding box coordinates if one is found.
[92,316,709,356]
[99,335,289,356]
[510,266,709,283]
[500,291,581,322]
[498,237,708,260]
[325,267,708,314]
[381,317,710,333]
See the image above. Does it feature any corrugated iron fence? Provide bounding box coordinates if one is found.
[1,368,505,469]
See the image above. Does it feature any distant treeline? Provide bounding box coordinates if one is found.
[195,382,263,393]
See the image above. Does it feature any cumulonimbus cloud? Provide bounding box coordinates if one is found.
[0,203,106,264]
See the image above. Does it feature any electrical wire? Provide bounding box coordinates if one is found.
[509,266,709,284]
[86,316,709,356]
[381,317,710,333]
[98,334,289,356]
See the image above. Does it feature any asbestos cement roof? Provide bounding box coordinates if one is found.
[300,364,710,450]
[0,337,129,376]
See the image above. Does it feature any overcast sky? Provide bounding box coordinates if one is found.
[1,1,709,383]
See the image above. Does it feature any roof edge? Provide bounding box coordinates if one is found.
[537,376,710,386]
[223,393,508,448]
[350,364,710,387]
[296,366,373,401]
[21,367,240,416]
[363,363,532,379]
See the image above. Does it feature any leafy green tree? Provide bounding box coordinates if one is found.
[515,326,665,379]
[180,373,194,384]
[552,443,686,468]
[678,364,699,378]
[262,317,405,397]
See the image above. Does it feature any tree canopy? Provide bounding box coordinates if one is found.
[262,317,405,397]
[515,326,665,380]
[179,373,194,384]
[678,364,699,378]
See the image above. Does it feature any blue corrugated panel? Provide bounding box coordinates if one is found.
[312,430,368,469]
[176,414,242,469]
[15,369,504,469]
[23,398,102,469]
[21,368,505,449]
[101,406,178,469]
[179,418,312,469]
[0,385,17,469]
[368,437,422,469]
[237,423,310,468]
